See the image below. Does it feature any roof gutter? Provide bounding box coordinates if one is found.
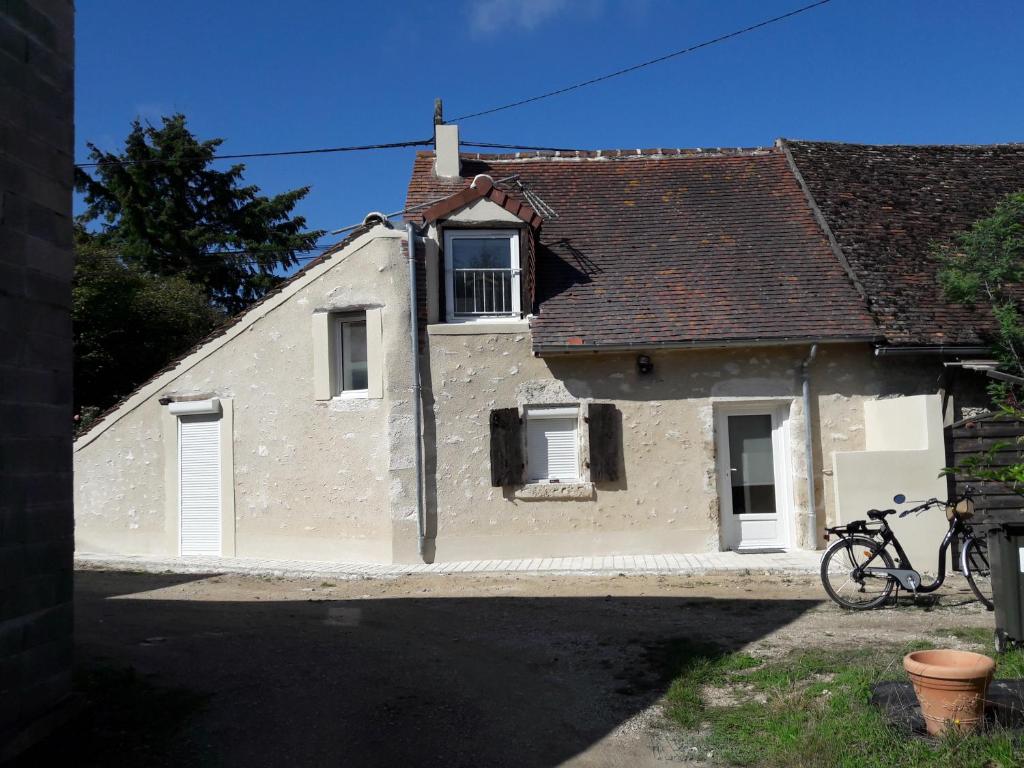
[873,345,992,357]
[534,336,877,356]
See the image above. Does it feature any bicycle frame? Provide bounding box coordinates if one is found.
[830,510,971,593]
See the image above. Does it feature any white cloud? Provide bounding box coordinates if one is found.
[468,0,573,36]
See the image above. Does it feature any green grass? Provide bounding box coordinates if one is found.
[933,626,995,646]
[660,637,1024,768]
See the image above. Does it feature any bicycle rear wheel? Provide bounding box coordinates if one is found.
[962,535,995,611]
[820,536,895,610]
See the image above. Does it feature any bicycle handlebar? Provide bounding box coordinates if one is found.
[899,498,943,518]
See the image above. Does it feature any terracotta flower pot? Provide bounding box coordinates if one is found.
[903,649,995,736]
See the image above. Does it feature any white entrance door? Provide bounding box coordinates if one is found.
[178,414,222,555]
[716,405,792,552]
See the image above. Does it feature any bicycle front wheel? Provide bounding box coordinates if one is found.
[962,535,995,611]
[821,536,895,610]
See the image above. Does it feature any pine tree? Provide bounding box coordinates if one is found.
[75,114,324,313]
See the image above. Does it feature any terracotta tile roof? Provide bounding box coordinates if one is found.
[406,148,878,351]
[418,174,542,227]
[783,140,1024,347]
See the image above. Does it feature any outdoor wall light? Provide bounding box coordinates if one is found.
[637,354,653,375]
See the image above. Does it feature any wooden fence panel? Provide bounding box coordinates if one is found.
[945,414,1024,519]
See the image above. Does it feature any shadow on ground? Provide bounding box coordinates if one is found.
[63,570,821,768]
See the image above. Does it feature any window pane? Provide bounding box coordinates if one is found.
[342,321,368,392]
[451,237,511,269]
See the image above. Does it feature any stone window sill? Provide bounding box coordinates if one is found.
[427,320,530,336]
[513,482,595,501]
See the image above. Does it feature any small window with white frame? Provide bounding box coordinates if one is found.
[333,313,368,396]
[525,406,580,483]
[444,229,521,322]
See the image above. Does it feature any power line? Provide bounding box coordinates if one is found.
[74,138,432,168]
[450,0,835,122]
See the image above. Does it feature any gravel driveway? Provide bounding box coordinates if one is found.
[68,568,994,767]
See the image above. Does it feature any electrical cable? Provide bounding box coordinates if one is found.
[75,138,432,168]
[449,0,834,122]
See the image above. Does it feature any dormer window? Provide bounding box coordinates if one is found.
[444,229,520,322]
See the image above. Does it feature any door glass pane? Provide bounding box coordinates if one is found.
[727,414,776,515]
[342,321,368,391]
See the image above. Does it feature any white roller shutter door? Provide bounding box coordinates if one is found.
[178,414,222,555]
[526,416,579,482]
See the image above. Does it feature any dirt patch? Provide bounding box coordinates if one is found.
[68,569,994,767]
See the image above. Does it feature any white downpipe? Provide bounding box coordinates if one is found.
[407,222,426,558]
[802,344,819,548]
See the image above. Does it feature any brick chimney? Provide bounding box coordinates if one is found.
[433,98,460,178]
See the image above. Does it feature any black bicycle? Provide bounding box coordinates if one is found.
[819,490,994,610]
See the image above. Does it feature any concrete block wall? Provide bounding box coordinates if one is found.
[0,0,75,758]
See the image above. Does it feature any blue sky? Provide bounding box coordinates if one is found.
[77,0,1024,253]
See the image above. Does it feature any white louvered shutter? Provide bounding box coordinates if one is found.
[526,416,579,482]
[178,414,222,555]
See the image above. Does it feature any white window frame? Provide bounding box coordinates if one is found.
[332,313,368,398]
[443,229,521,323]
[525,405,581,484]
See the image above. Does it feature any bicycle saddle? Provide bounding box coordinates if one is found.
[867,508,896,520]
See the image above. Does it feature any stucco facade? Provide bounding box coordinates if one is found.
[74,225,418,563]
[74,134,983,567]
[419,331,946,561]
[74,219,955,564]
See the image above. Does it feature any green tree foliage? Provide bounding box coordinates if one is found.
[939,192,1024,375]
[72,115,325,423]
[75,114,323,313]
[938,191,1024,492]
[73,235,223,424]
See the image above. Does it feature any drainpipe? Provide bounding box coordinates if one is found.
[407,222,426,558]
[801,344,819,549]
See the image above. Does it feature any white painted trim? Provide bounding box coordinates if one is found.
[167,398,221,416]
[331,312,369,396]
[427,320,529,335]
[365,307,384,399]
[177,413,222,556]
[714,401,796,553]
[167,400,235,558]
[525,406,579,419]
[311,311,334,401]
[220,398,236,557]
[524,404,582,483]
[332,389,369,400]
[443,228,521,322]
[74,225,403,450]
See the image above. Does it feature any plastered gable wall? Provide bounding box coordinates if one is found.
[420,334,946,561]
[74,228,412,562]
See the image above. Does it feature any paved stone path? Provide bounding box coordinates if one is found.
[75,549,821,579]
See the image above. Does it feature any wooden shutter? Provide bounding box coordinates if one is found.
[489,408,524,486]
[588,403,622,483]
[179,414,222,555]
